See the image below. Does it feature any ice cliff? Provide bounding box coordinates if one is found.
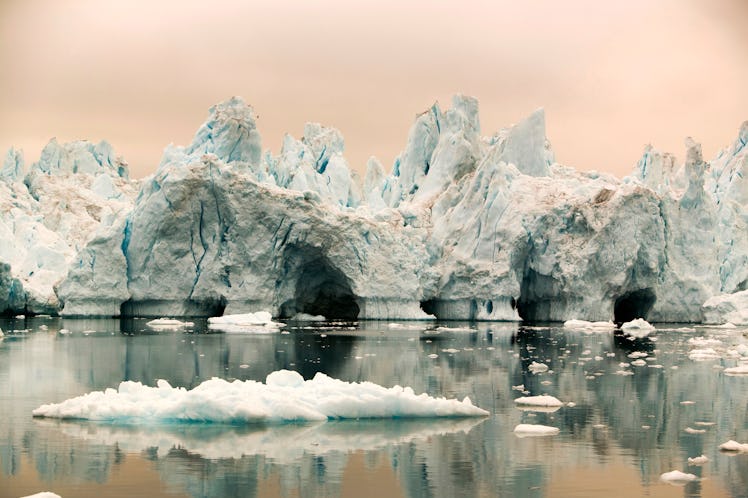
[3,96,748,322]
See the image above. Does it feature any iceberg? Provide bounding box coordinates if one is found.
[31,369,488,422]
[620,318,655,338]
[0,95,746,323]
[701,290,748,325]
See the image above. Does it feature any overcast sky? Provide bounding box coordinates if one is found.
[1,0,747,179]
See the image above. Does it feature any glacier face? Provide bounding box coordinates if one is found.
[3,96,748,322]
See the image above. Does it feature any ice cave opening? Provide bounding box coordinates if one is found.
[279,247,360,320]
[613,288,656,323]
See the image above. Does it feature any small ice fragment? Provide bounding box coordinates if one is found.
[563,320,616,332]
[514,395,563,407]
[39,324,48,331]
[239,364,249,369]
[441,348,460,354]
[540,380,552,386]
[428,353,438,359]
[688,337,723,347]
[146,318,195,330]
[58,329,71,335]
[642,425,651,429]
[684,427,706,434]
[566,402,576,407]
[290,313,326,321]
[631,359,647,366]
[660,470,697,485]
[680,401,695,405]
[208,312,282,333]
[513,424,559,437]
[725,364,748,375]
[615,370,634,376]
[628,351,648,359]
[719,440,748,452]
[620,319,655,338]
[528,361,548,373]
[687,455,709,465]
[20,493,62,498]
[695,421,715,426]
[512,384,525,391]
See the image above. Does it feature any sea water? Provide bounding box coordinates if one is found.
[1,316,747,498]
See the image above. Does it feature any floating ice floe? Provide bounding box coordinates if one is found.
[687,455,709,465]
[660,470,697,485]
[620,319,655,338]
[688,336,723,347]
[719,440,748,452]
[562,320,616,332]
[724,364,748,375]
[528,361,549,373]
[688,348,722,361]
[32,370,488,422]
[146,318,194,330]
[684,427,706,434]
[20,493,62,498]
[514,395,563,407]
[207,312,283,333]
[513,424,559,437]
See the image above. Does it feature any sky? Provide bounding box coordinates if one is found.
[1,0,747,179]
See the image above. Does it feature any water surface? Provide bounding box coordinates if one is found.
[1,317,747,498]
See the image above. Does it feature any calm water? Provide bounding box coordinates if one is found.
[1,317,747,498]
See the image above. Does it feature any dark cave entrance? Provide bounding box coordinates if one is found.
[516,268,556,322]
[613,289,656,323]
[280,249,360,320]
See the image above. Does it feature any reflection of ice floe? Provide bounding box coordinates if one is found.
[513,424,559,437]
[207,312,284,333]
[32,369,488,422]
[146,318,194,330]
[660,470,697,485]
[40,417,483,462]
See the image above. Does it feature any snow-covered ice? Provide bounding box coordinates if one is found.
[31,369,488,422]
[207,312,283,333]
[513,424,560,437]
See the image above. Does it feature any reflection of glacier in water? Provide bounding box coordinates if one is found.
[1,317,748,497]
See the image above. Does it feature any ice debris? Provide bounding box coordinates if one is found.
[718,440,748,452]
[513,424,560,437]
[528,361,549,373]
[621,319,655,338]
[146,318,194,330]
[724,364,748,375]
[31,370,488,422]
[660,470,697,484]
[207,312,283,333]
[563,320,616,332]
[514,395,563,407]
[687,455,709,465]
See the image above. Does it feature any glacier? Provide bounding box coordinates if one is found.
[2,95,748,322]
